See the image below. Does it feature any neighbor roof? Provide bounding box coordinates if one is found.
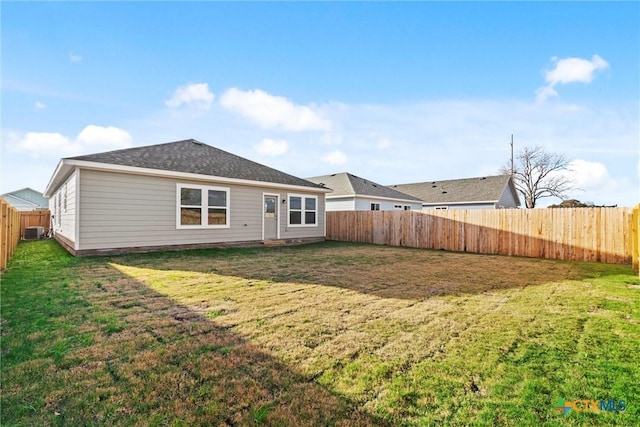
[389,175,519,205]
[306,172,422,202]
[46,139,325,196]
[1,188,49,210]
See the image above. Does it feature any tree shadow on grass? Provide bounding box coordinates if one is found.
[107,241,635,301]
[2,256,387,426]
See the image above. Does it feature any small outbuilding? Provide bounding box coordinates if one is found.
[44,139,330,255]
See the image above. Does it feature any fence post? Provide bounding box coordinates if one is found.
[1,199,8,270]
[0,198,24,272]
[632,205,639,274]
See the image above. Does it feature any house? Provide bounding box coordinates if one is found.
[43,139,330,255]
[389,175,521,210]
[1,187,48,211]
[306,172,423,211]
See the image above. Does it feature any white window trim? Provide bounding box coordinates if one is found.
[434,206,449,210]
[287,194,318,227]
[176,183,231,229]
[371,203,380,211]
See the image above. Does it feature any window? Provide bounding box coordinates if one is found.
[57,193,62,226]
[63,184,68,213]
[288,194,317,226]
[370,203,380,211]
[435,206,448,210]
[394,204,402,210]
[404,205,411,211]
[177,184,230,228]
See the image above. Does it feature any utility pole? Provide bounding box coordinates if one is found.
[510,134,514,177]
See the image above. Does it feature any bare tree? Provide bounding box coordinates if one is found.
[500,145,574,208]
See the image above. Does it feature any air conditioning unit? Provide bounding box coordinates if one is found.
[25,226,45,240]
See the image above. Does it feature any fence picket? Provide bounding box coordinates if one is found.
[326,207,638,266]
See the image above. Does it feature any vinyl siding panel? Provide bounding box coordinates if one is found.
[325,197,356,211]
[354,197,422,211]
[50,170,77,245]
[78,169,324,250]
[497,187,519,208]
[422,202,495,210]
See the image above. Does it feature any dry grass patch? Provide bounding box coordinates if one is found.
[2,240,639,426]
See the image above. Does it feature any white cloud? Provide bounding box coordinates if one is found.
[255,138,288,156]
[34,101,46,111]
[555,159,633,206]
[76,125,132,148]
[16,125,132,157]
[17,132,73,157]
[536,55,609,102]
[322,150,347,165]
[377,138,392,150]
[546,55,609,85]
[219,88,331,131]
[69,52,82,63]
[534,85,558,102]
[165,83,215,110]
[565,159,613,189]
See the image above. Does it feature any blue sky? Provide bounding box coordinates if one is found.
[2,2,639,206]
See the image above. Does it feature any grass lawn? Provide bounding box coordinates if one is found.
[1,239,639,426]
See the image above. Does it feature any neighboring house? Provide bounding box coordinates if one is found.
[389,175,521,210]
[44,139,330,255]
[1,187,49,211]
[306,172,423,211]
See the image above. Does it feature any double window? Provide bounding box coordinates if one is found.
[288,194,317,226]
[177,184,230,228]
[370,203,380,211]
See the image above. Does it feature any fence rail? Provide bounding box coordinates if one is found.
[327,207,638,265]
[1,198,21,271]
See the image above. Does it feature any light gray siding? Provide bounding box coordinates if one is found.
[497,187,519,208]
[78,169,324,250]
[50,170,77,245]
[354,197,422,211]
[325,197,356,211]
[422,202,495,210]
[326,197,420,211]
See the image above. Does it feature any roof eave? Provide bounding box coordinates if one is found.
[43,159,72,198]
[50,159,332,194]
[422,200,499,205]
[326,194,422,203]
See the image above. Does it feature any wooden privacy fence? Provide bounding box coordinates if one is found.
[327,207,639,266]
[1,198,21,271]
[20,210,51,239]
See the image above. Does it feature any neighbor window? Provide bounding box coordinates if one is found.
[177,184,230,228]
[394,204,402,209]
[404,205,411,211]
[371,203,380,211]
[434,206,448,210]
[288,194,317,226]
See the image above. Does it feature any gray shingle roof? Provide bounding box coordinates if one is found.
[68,139,323,189]
[389,175,516,204]
[306,172,422,201]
